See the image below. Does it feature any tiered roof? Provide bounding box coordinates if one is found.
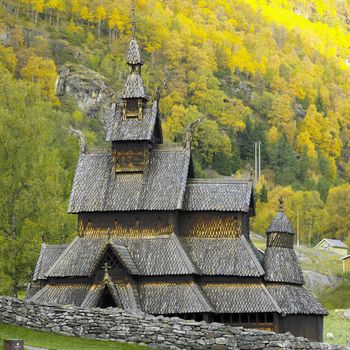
[28,29,327,321]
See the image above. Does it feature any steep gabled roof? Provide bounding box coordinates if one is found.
[122,73,147,99]
[45,238,108,278]
[139,281,213,314]
[107,101,158,141]
[45,238,144,278]
[266,211,294,234]
[68,145,190,213]
[33,243,68,281]
[263,247,304,284]
[316,238,348,249]
[113,234,198,276]
[201,283,281,313]
[181,236,264,277]
[126,38,142,65]
[183,180,253,212]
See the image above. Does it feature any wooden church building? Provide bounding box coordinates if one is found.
[27,18,327,342]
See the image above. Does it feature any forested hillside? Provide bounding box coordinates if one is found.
[1,0,350,295]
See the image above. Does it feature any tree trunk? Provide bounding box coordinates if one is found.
[56,12,60,28]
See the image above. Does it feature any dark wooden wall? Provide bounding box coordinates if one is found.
[278,314,324,342]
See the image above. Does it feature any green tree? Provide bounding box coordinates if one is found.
[270,134,298,185]
[259,184,268,203]
[0,72,77,296]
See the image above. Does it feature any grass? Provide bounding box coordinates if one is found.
[0,323,149,350]
[319,279,350,309]
[324,310,350,346]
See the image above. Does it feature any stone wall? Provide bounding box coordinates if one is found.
[0,296,347,350]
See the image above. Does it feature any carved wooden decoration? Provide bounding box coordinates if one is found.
[113,141,149,173]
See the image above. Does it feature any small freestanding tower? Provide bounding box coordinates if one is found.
[27,9,327,342]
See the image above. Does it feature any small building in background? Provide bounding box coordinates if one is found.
[316,239,348,256]
[341,255,350,273]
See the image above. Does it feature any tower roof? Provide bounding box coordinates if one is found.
[126,39,142,65]
[266,196,294,234]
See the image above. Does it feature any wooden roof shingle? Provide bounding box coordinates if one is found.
[113,234,197,276]
[68,145,191,213]
[184,180,253,212]
[181,236,264,276]
[107,101,158,141]
[201,283,281,313]
[139,282,213,314]
[46,238,108,278]
[263,247,305,285]
[266,284,328,315]
[126,38,142,65]
[33,243,68,281]
[266,211,294,234]
[29,283,91,306]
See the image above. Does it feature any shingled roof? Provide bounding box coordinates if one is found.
[266,211,294,234]
[68,145,191,213]
[126,38,142,65]
[46,238,108,278]
[122,72,147,99]
[30,283,91,306]
[107,101,158,141]
[201,283,281,313]
[113,234,197,276]
[263,247,304,284]
[266,284,327,315]
[139,282,213,314]
[33,243,68,281]
[183,180,253,212]
[181,236,264,276]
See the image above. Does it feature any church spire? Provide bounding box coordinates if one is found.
[122,0,147,119]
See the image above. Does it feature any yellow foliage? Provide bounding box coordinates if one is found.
[21,55,59,105]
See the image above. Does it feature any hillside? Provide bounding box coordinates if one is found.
[1,0,350,295]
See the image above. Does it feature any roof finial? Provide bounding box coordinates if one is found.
[279,195,284,212]
[131,0,136,38]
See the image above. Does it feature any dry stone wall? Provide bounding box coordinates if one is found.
[0,296,347,350]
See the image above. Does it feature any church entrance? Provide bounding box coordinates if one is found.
[97,286,117,308]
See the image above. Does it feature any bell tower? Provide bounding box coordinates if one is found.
[121,1,148,119]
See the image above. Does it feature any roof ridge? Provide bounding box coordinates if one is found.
[45,237,79,278]
[187,178,251,184]
[176,149,191,209]
[261,283,282,313]
[88,239,111,278]
[240,236,265,276]
[33,243,46,281]
[190,282,214,312]
[110,241,140,275]
[170,233,198,274]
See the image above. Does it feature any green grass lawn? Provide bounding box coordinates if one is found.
[0,323,149,350]
[324,310,350,346]
[318,279,350,309]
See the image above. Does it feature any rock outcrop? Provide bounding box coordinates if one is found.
[55,63,115,128]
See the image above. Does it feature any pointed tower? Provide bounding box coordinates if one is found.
[263,196,304,284]
[106,0,162,173]
[122,38,148,119]
[121,0,147,119]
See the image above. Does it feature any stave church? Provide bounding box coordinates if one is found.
[27,8,327,342]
